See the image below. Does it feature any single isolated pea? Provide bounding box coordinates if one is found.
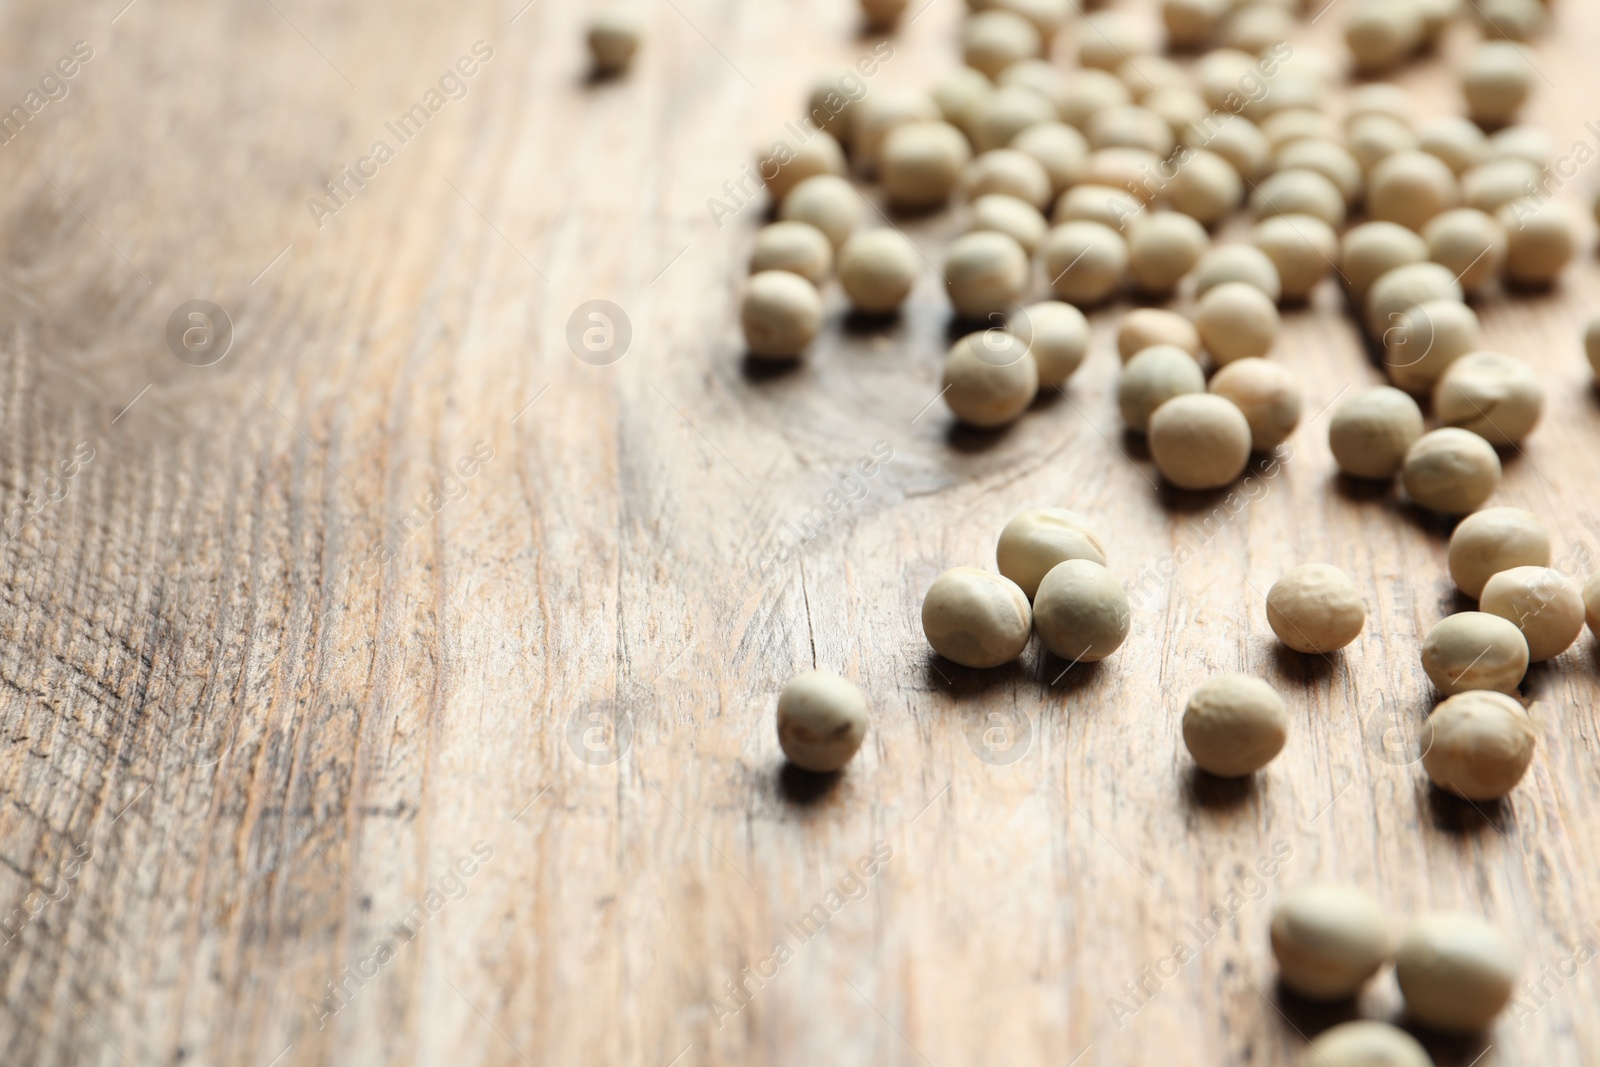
[1422,690,1538,799]
[1423,208,1506,292]
[1447,507,1551,599]
[1340,221,1428,302]
[1462,41,1533,129]
[921,566,1034,668]
[963,148,1053,210]
[880,120,973,209]
[1480,566,1586,661]
[1182,673,1288,778]
[1032,559,1131,662]
[945,231,1030,319]
[1251,214,1338,303]
[1014,301,1090,388]
[1193,244,1282,303]
[1168,149,1244,227]
[587,10,643,75]
[1434,351,1543,445]
[1270,884,1393,1000]
[1297,1022,1431,1067]
[1266,564,1365,654]
[1011,122,1090,199]
[970,194,1049,255]
[1197,281,1281,365]
[1396,912,1520,1032]
[1498,197,1578,287]
[761,130,846,203]
[779,175,861,250]
[1118,345,1206,434]
[1117,307,1200,364]
[1402,427,1501,514]
[996,508,1108,600]
[1043,221,1129,306]
[1209,358,1303,452]
[749,222,833,286]
[1328,386,1424,480]
[1126,211,1209,296]
[776,670,869,773]
[942,330,1040,428]
[838,230,919,314]
[1367,150,1460,232]
[1384,298,1481,395]
[962,10,1042,80]
[1149,393,1253,490]
[741,270,823,359]
[1421,611,1529,695]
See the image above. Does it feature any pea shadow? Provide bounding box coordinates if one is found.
[1406,1023,1494,1066]
[581,65,630,87]
[740,352,806,382]
[777,763,845,807]
[1424,787,1513,838]
[1120,427,1152,461]
[922,655,1035,699]
[1036,653,1105,695]
[944,419,1019,453]
[1268,643,1338,687]
[1155,482,1232,517]
[841,309,904,337]
[1266,981,1363,1039]
[1183,765,1257,812]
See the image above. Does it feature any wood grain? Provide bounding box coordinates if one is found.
[1,0,1598,1064]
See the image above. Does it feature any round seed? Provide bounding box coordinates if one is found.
[1127,211,1210,296]
[1031,559,1131,662]
[1057,69,1133,130]
[1117,307,1200,363]
[1053,183,1146,231]
[1341,221,1429,301]
[880,120,972,208]
[1384,298,1481,394]
[1461,157,1542,214]
[852,90,941,173]
[779,175,862,249]
[1364,261,1463,336]
[945,230,1030,318]
[1182,673,1288,778]
[839,230,920,313]
[1462,41,1533,128]
[1149,393,1253,489]
[1251,168,1346,229]
[1087,104,1174,157]
[1274,138,1363,205]
[970,194,1048,254]
[1193,244,1282,302]
[1422,690,1538,799]
[1402,428,1502,514]
[1168,149,1245,227]
[921,567,1033,667]
[1271,885,1393,1000]
[963,10,1042,79]
[1328,386,1425,480]
[1197,281,1281,365]
[1368,150,1460,231]
[1297,1022,1431,1067]
[1209,358,1302,452]
[1011,122,1090,198]
[741,270,823,359]
[1497,197,1578,287]
[1480,566,1585,661]
[963,148,1053,209]
[971,84,1056,153]
[750,222,833,285]
[1078,9,1148,71]
[996,508,1107,599]
[1043,220,1129,306]
[761,131,846,202]
[1344,0,1424,75]
[1119,345,1207,433]
[1423,208,1506,292]
[1434,351,1543,445]
[1266,563,1365,653]
[1396,913,1520,1032]
[1014,300,1090,387]
[942,330,1039,427]
[1418,115,1489,175]
[1252,214,1338,302]
[1421,611,1529,695]
[932,66,994,140]
[1346,113,1419,175]
[1447,507,1551,599]
[776,671,869,772]
[1192,114,1271,182]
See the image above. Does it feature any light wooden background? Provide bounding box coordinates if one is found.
[1,0,1598,1064]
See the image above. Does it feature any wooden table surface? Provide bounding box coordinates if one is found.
[2,0,1598,1064]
